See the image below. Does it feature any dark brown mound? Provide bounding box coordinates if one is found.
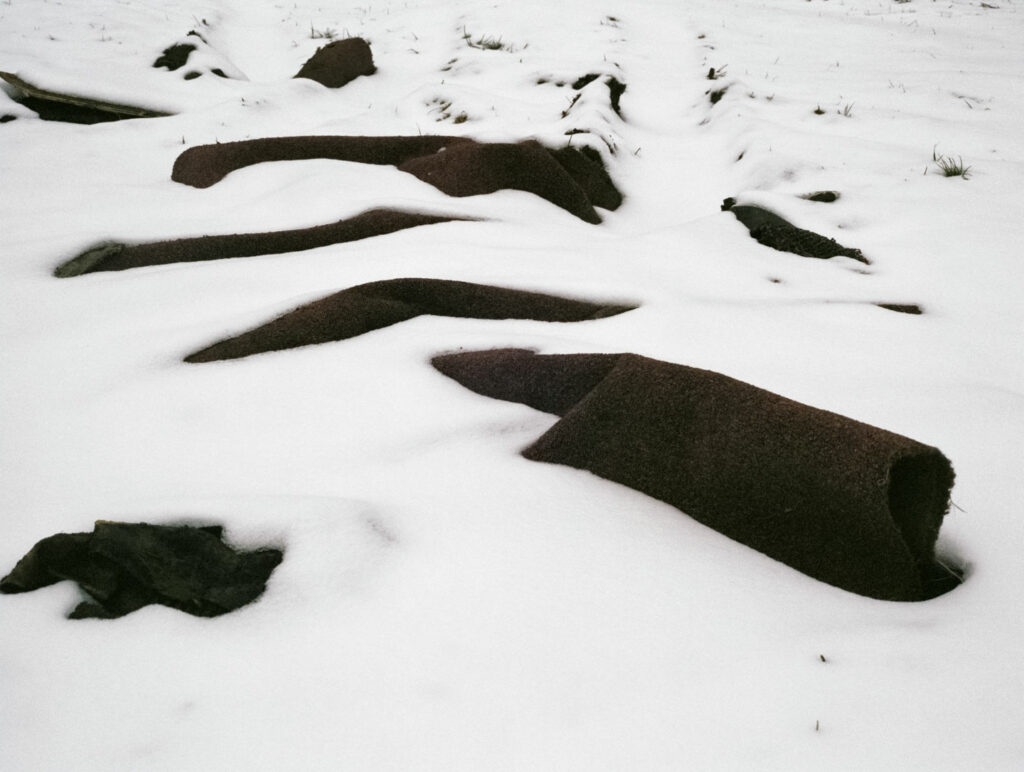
[431,348,958,601]
[54,209,466,277]
[294,37,376,88]
[722,198,868,264]
[397,140,602,223]
[0,522,283,619]
[171,136,620,222]
[185,279,635,362]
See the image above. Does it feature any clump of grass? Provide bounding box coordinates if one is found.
[932,146,971,178]
[310,24,338,40]
[839,102,855,117]
[462,26,522,52]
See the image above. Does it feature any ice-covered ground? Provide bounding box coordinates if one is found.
[1,0,1022,769]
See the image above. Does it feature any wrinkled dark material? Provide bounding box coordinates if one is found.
[186,278,634,362]
[171,135,620,222]
[294,37,376,88]
[722,198,868,263]
[53,209,466,276]
[431,348,957,601]
[1,522,283,619]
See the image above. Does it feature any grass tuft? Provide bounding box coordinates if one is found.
[932,146,971,178]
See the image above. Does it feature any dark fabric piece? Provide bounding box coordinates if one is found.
[185,279,635,362]
[431,348,957,601]
[153,43,196,71]
[397,140,602,223]
[172,135,466,189]
[294,37,376,88]
[53,209,465,277]
[1,522,283,619]
[0,71,171,121]
[722,198,868,264]
[171,136,620,222]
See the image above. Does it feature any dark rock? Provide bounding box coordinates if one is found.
[1,522,283,619]
[54,209,467,277]
[184,278,635,362]
[294,37,376,88]
[431,348,957,601]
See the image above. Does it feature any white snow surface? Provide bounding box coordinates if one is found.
[1,0,1023,769]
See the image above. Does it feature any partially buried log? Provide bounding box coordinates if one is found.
[54,209,468,277]
[172,136,621,222]
[431,348,959,601]
[185,279,636,362]
[0,522,283,619]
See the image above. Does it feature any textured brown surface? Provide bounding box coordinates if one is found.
[1,522,283,619]
[722,198,868,263]
[432,348,956,601]
[54,209,465,276]
[171,135,620,221]
[293,37,376,88]
[186,279,635,362]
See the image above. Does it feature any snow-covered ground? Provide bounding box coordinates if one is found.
[1,0,1022,768]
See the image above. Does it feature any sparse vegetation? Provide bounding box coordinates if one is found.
[309,24,338,40]
[461,26,522,52]
[932,146,971,178]
[839,102,854,117]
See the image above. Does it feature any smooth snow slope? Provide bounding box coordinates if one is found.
[1,0,1022,769]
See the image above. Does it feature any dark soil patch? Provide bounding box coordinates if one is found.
[54,209,467,277]
[432,348,958,601]
[172,135,622,222]
[294,37,376,88]
[722,198,868,263]
[185,279,635,362]
[1,522,283,619]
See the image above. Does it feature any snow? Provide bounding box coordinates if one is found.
[2,0,1023,769]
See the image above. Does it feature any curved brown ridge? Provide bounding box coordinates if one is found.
[431,348,958,601]
[185,279,636,362]
[172,135,621,222]
[54,209,467,277]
